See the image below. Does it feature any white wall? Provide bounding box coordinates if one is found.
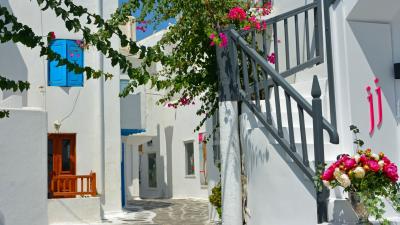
[330,0,400,165]
[0,0,122,215]
[48,197,101,224]
[240,104,317,225]
[0,109,47,225]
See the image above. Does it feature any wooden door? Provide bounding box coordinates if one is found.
[48,133,76,198]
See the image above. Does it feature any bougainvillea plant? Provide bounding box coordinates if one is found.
[318,125,400,224]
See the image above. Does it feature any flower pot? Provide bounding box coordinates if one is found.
[348,192,371,225]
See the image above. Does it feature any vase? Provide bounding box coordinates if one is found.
[348,191,371,225]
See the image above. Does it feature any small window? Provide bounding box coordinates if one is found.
[48,39,84,87]
[148,153,157,188]
[120,79,129,92]
[185,141,195,176]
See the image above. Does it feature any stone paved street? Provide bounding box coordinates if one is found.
[99,198,215,225]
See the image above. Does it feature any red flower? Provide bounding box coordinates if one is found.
[344,158,357,170]
[382,156,391,165]
[359,155,368,164]
[384,163,399,182]
[367,160,380,172]
[228,7,247,21]
[49,32,56,40]
[321,166,336,181]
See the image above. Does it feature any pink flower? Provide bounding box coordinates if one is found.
[219,33,228,48]
[384,163,399,182]
[367,160,380,172]
[344,158,357,170]
[136,26,146,32]
[359,155,368,164]
[228,7,247,21]
[267,53,275,64]
[321,166,335,181]
[243,25,251,31]
[209,33,216,46]
[382,156,391,165]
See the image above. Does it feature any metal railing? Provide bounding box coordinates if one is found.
[50,172,97,198]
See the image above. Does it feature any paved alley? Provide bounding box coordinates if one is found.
[99,199,215,225]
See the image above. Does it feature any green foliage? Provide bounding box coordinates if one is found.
[209,182,222,218]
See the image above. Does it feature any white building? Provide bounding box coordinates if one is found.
[0,1,122,224]
[120,30,211,202]
[215,0,400,224]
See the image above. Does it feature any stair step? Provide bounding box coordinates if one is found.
[271,142,340,162]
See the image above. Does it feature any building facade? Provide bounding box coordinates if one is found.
[0,0,122,224]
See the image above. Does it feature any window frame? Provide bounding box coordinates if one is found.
[184,140,195,177]
[48,39,84,87]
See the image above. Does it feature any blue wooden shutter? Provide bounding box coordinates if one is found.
[66,40,84,86]
[48,40,67,86]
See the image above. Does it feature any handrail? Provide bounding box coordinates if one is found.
[229,29,339,144]
[50,172,97,198]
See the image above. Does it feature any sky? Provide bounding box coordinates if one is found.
[118,0,176,41]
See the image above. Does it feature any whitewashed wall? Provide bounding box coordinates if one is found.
[0,0,122,216]
[0,109,47,225]
[330,0,400,165]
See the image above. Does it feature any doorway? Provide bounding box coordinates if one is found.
[48,133,76,198]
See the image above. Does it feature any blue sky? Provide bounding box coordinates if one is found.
[118,0,176,41]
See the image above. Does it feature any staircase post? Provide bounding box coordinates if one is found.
[216,30,243,225]
[312,75,329,223]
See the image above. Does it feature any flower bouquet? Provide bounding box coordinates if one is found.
[319,126,400,224]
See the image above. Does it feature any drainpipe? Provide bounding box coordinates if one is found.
[98,0,106,211]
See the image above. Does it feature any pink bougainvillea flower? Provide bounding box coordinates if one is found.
[243,25,251,31]
[219,33,228,48]
[209,33,216,46]
[49,32,56,40]
[384,163,399,182]
[136,26,146,32]
[368,160,380,172]
[267,53,275,64]
[228,7,247,21]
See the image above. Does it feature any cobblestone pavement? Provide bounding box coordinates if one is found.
[100,198,214,225]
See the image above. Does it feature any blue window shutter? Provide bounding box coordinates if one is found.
[66,40,84,86]
[48,40,67,86]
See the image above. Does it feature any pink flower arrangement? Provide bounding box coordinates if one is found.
[321,149,399,190]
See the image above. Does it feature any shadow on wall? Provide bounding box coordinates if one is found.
[0,210,4,225]
[0,0,29,107]
[164,126,174,198]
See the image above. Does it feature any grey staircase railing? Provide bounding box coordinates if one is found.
[217,1,340,222]
[225,27,339,224]
[218,27,339,224]
[242,0,338,129]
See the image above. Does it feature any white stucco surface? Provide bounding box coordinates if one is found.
[0,109,47,225]
[0,0,122,216]
[48,197,101,224]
